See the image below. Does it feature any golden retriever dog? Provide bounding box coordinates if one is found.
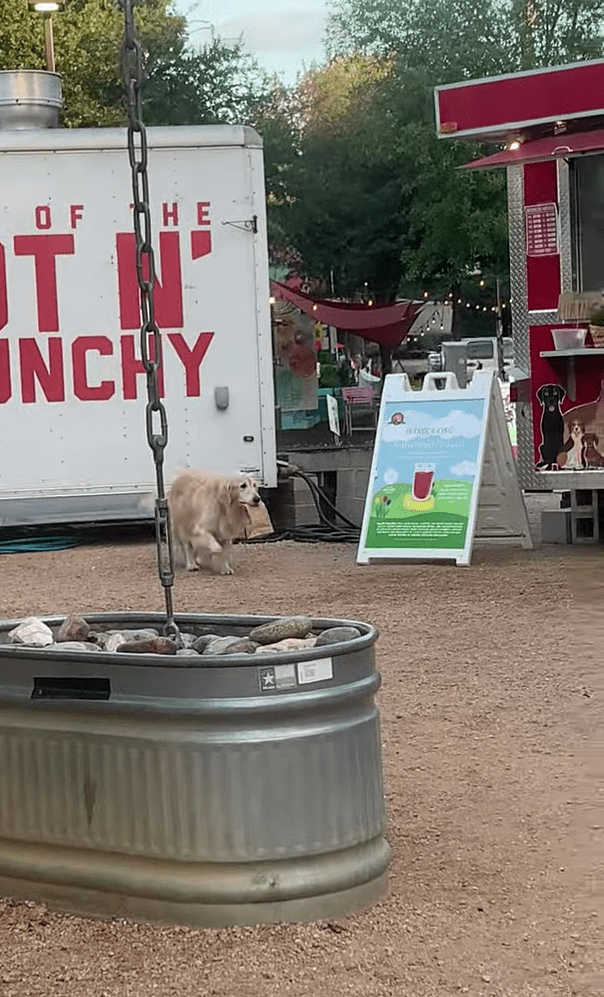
[168,470,261,575]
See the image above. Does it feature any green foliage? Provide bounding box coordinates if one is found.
[0,0,271,129]
[259,0,604,313]
[326,0,604,76]
[0,0,186,127]
[259,55,413,301]
[143,37,274,127]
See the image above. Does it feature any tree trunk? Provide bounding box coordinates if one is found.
[450,284,462,340]
[379,343,392,377]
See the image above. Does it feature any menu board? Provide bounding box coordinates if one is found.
[525,203,558,257]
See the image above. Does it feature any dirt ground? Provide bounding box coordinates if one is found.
[0,529,602,997]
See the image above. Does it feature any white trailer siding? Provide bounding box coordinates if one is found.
[0,125,276,525]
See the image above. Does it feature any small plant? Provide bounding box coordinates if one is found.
[590,308,604,326]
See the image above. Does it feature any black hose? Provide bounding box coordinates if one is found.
[248,465,362,545]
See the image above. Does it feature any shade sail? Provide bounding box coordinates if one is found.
[462,128,604,170]
[270,280,422,348]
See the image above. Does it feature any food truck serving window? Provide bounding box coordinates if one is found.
[570,153,604,292]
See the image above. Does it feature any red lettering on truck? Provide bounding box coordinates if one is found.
[0,340,10,403]
[13,234,75,333]
[116,231,184,331]
[162,203,178,226]
[0,244,7,331]
[19,337,65,403]
[72,336,115,401]
[168,332,214,396]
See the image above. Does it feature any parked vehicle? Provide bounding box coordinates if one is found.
[0,123,276,526]
[429,338,513,378]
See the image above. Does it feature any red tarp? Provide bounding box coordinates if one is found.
[270,280,421,348]
[462,128,604,170]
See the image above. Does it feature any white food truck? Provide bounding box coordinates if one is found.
[0,88,276,526]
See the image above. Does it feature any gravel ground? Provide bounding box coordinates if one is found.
[0,523,602,997]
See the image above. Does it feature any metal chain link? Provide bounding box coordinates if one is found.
[119,0,180,646]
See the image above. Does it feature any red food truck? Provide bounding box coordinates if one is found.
[435,59,604,541]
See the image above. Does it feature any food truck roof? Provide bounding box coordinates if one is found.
[460,127,604,170]
[435,59,604,143]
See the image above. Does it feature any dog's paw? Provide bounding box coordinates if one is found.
[187,563,200,572]
[219,564,234,576]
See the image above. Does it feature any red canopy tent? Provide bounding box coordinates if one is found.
[270,280,421,349]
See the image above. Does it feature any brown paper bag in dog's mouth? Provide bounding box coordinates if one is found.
[243,500,274,539]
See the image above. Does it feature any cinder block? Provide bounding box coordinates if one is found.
[541,509,571,544]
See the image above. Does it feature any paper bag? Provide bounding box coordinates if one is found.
[244,500,274,539]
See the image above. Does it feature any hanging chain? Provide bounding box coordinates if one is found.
[119,0,180,645]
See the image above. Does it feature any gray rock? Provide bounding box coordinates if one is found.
[117,637,177,655]
[214,638,258,655]
[179,632,199,649]
[176,648,201,656]
[255,637,317,654]
[192,634,221,653]
[104,633,127,653]
[108,628,159,640]
[56,614,91,643]
[45,641,101,652]
[248,616,313,645]
[8,617,53,647]
[202,636,244,656]
[315,626,362,647]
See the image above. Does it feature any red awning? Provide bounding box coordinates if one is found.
[270,280,421,349]
[462,128,604,170]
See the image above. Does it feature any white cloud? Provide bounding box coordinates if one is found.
[217,7,327,53]
[450,461,477,477]
[174,0,327,81]
[383,468,398,485]
[382,408,482,443]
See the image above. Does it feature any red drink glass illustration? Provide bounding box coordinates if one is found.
[412,463,435,502]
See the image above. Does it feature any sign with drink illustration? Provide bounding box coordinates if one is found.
[357,370,532,566]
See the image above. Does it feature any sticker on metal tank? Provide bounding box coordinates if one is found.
[297,658,334,685]
[257,663,297,692]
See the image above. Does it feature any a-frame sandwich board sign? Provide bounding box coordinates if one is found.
[357,370,533,567]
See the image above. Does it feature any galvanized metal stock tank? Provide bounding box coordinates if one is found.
[0,70,62,130]
[0,612,390,927]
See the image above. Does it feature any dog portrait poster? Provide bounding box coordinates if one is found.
[535,379,604,470]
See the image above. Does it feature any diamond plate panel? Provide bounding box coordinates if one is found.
[507,165,544,490]
[527,311,559,324]
[557,158,573,294]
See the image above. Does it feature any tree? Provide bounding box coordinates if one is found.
[327,0,514,83]
[398,130,510,335]
[0,0,186,127]
[259,55,414,303]
[0,0,271,129]
[143,36,274,127]
[511,0,604,69]
[320,0,604,335]
[326,0,604,78]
